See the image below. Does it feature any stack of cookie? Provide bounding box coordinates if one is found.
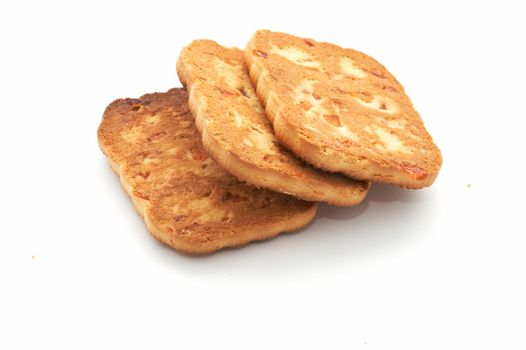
[98,30,442,254]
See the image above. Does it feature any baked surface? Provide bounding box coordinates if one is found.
[245,30,442,188]
[177,40,368,205]
[97,88,317,254]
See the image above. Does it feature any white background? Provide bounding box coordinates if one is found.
[1,1,525,349]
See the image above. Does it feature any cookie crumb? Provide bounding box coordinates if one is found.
[31,255,35,260]
[467,183,471,188]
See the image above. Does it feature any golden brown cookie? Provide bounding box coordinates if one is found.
[97,88,317,254]
[245,30,442,188]
[177,40,368,205]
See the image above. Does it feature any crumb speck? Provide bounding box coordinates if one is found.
[467,183,471,188]
[31,255,35,260]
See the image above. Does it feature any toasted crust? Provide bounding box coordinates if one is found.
[176,40,368,205]
[245,30,442,188]
[97,88,317,254]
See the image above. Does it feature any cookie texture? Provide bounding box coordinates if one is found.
[97,88,317,254]
[245,30,442,188]
[177,40,368,205]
